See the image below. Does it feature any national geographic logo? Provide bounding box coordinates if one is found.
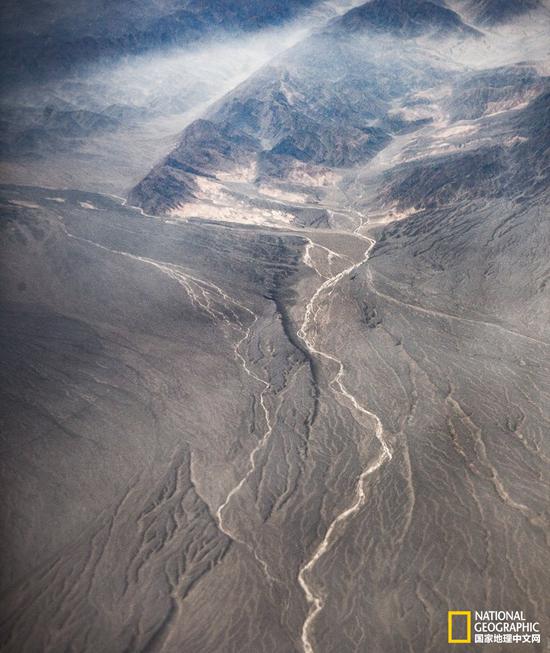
[448,610,542,645]
[448,611,471,644]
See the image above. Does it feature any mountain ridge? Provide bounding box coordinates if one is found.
[327,0,480,37]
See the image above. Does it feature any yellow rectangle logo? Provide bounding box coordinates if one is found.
[448,611,471,644]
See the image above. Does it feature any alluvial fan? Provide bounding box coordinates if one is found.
[1,0,549,651]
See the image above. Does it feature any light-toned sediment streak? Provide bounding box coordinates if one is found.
[59,222,241,323]
[303,238,352,279]
[303,240,327,278]
[61,221,278,583]
[215,315,282,587]
[297,226,393,653]
[365,267,550,349]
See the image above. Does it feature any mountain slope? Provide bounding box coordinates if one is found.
[469,0,542,25]
[0,0,321,83]
[129,11,463,215]
[328,0,479,37]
